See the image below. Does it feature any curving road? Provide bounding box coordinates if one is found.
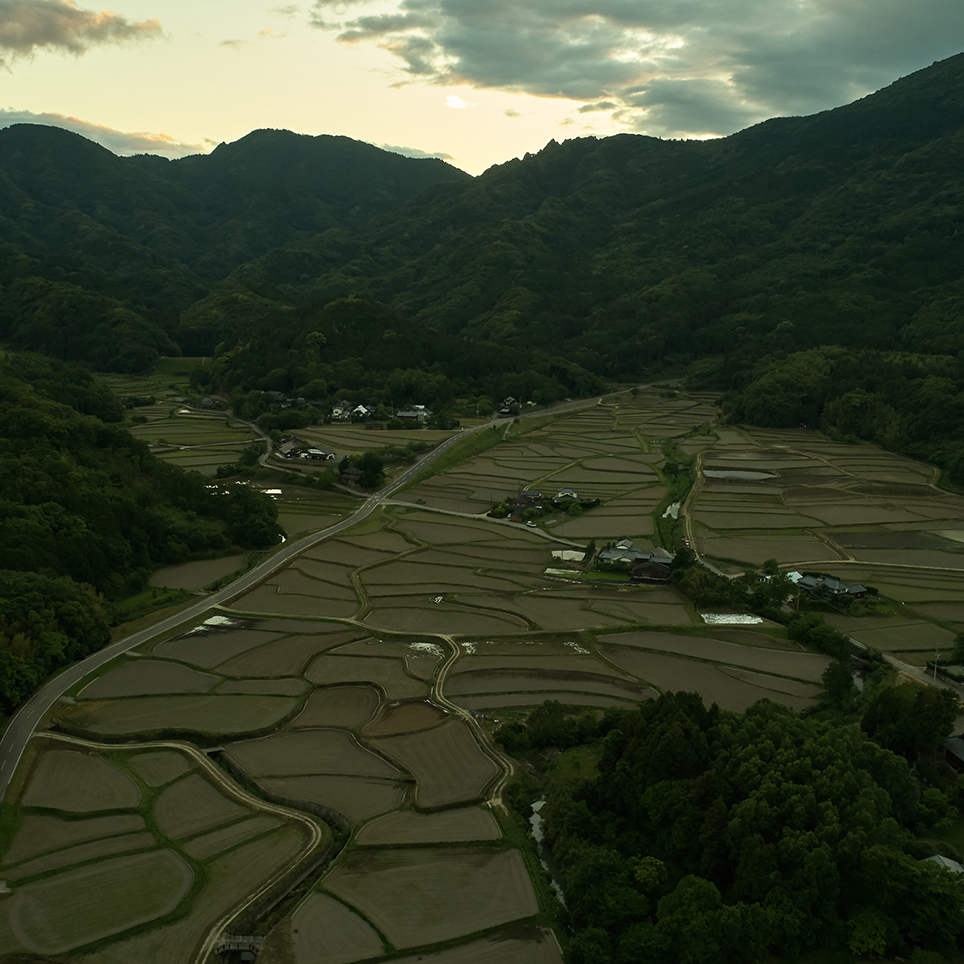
[0,389,652,802]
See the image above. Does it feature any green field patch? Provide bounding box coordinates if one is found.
[597,647,818,713]
[182,814,283,860]
[153,629,284,668]
[363,605,528,635]
[215,631,365,678]
[149,555,246,591]
[1,814,146,865]
[306,655,429,699]
[5,850,192,955]
[79,660,221,699]
[258,775,405,824]
[371,720,499,809]
[292,686,380,729]
[596,631,830,680]
[4,832,158,882]
[226,730,402,779]
[356,806,500,846]
[290,891,385,964]
[126,751,192,787]
[324,848,537,948]
[233,585,358,617]
[363,701,449,737]
[57,694,299,736]
[277,510,347,537]
[216,678,307,695]
[21,749,140,812]
[154,774,250,839]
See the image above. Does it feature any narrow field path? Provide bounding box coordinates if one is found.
[29,732,330,964]
[430,635,515,814]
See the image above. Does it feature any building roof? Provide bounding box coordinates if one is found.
[927,854,964,874]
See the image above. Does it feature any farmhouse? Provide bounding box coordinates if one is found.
[790,572,868,599]
[598,539,649,566]
[300,444,336,461]
[629,550,674,584]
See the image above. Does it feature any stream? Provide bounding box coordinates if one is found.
[530,800,566,905]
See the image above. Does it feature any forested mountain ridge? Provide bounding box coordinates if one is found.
[0,126,469,367]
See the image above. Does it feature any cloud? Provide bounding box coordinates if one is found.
[0,109,203,157]
[309,0,964,138]
[445,94,465,108]
[377,141,454,159]
[504,108,520,117]
[221,38,245,48]
[270,4,300,15]
[0,0,161,63]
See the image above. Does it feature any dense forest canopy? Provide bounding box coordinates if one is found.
[532,693,964,963]
[0,55,961,410]
[0,354,282,719]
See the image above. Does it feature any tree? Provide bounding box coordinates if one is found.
[356,451,385,488]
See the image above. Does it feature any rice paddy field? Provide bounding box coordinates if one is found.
[13,386,964,963]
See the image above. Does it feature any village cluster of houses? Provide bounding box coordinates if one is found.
[786,572,869,599]
[596,539,675,584]
[503,488,585,521]
[276,436,337,461]
[246,390,435,425]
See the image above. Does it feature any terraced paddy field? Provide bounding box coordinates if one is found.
[0,741,318,963]
[19,387,964,963]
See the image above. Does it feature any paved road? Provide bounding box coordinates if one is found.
[0,387,657,801]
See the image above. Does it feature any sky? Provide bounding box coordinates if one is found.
[0,0,961,175]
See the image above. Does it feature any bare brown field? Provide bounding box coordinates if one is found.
[445,669,649,702]
[306,655,429,699]
[154,629,284,668]
[289,559,357,588]
[363,701,449,736]
[292,686,380,728]
[226,730,402,779]
[371,720,499,808]
[127,751,192,787]
[257,618,349,633]
[74,829,306,964]
[596,632,830,681]
[182,815,282,859]
[456,691,645,710]
[1,814,146,864]
[707,628,800,650]
[235,585,359,618]
[324,848,537,948]
[702,535,843,566]
[848,623,958,651]
[215,631,366,677]
[289,892,385,964]
[347,530,418,554]
[694,509,815,530]
[258,775,405,824]
[21,749,140,812]
[154,774,251,839]
[719,667,822,700]
[912,603,964,622]
[57,695,299,736]
[474,595,628,631]
[597,647,815,712]
[274,569,358,601]
[80,660,221,699]
[363,562,514,591]
[149,556,246,591]
[356,806,500,846]
[450,654,628,678]
[397,518,506,544]
[6,850,192,955]
[304,541,393,568]
[217,678,307,695]
[798,505,927,526]
[364,606,528,635]
[584,599,695,626]
[4,832,158,881]
[561,515,655,538]
[849,548,964,570]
